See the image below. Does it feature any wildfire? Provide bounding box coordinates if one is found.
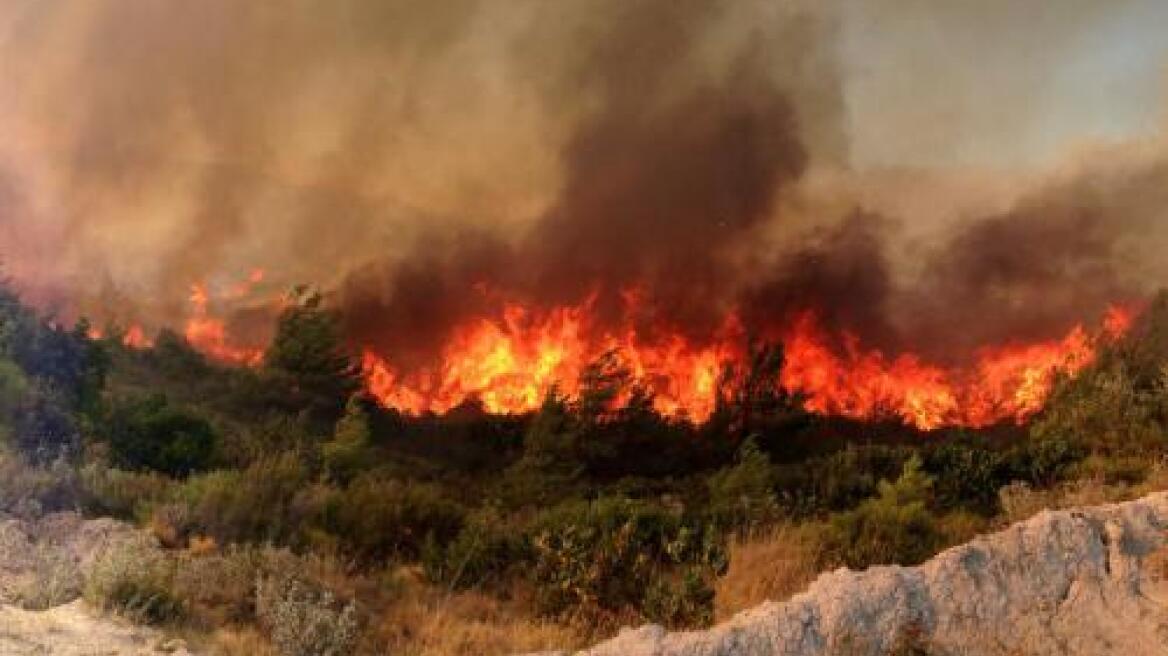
[362,300,1133,430]
[362,303,737,421]
[183,274,267,366]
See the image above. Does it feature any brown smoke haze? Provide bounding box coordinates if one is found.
[0,0,1165,363]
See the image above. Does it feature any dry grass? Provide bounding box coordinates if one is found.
[713,523,823,621]
[209,626,277,656]
[371,568,584,656]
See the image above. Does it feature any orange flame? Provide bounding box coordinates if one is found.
[362,300,1132,430]
[183,274,266,366]
[362,302,737,421]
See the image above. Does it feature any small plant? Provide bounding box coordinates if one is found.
[824,455,941,569]
[529,496,725,627]
[13,543,83,610]
[256,575,359,656]
[85,536,185,625]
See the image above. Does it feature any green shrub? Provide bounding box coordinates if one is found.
[775,444,911,517]
[529,496,725,626]
[174,453,315,546]
[924,437,1005,514]
[643,567,716,628]
[1030,355,1165,457]
[422,506,531,591]
[321,397,373,484]
[706,437,779,532]
[1005,432,1087,487]
[320,474,465,562]
[79,463,173,520]
[824,456,941,569]
[101,394,218,477]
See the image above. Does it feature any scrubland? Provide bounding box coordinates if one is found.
[2,284,1168,655]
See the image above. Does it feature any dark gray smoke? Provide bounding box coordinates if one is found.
[0,0,1164,368]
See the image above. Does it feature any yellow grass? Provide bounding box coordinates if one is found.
[371,569,584,656]
[713,524,823,621]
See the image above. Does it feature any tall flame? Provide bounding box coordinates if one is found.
[362,300,1132,430]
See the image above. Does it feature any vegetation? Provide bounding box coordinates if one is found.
[2,280,1168,654]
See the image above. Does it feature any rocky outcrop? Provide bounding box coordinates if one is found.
[558,492,1168,656]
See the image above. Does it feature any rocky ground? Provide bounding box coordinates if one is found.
[544,492,1168,656]
[0,512,193,656]
[4,494,1168,655]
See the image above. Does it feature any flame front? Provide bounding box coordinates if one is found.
[362,301,1131,430]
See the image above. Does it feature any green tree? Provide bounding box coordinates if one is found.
[706,437,778,531]
[321,396,374,483]
[825,455,941,568]
[263,287,361,427]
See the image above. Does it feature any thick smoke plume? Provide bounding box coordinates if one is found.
[0,0,1165,368]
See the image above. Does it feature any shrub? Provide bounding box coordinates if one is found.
[256,575,359,656]
[321,397,373,484]
[422,506,531,591]
[101,394,218,477]
[529,497,725,626]
[643,568,716,628]
[706,437,779,532]
[13,542,83,610]
[824,456,941,569]
[85,536,185,625]
[1005,432,1087,487]
[924,437,1005,514]
[1030,356,1164,457]
[320,475,465,562]
[79,463,172,520]
[174,453,315,546]
[776,444,911,517]
[0,449,79,518]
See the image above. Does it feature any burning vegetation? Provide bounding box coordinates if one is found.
[3,2,1168,653]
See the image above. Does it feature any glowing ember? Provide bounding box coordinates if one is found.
[362,301,1132,430]
[87,324,154,349]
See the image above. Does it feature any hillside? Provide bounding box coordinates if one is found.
[558,491,1168,655]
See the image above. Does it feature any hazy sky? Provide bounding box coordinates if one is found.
[842,0,1168,170]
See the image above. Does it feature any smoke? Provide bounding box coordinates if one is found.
[0,0,1166,367]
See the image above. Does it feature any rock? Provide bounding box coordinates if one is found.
[567,492,1168,656]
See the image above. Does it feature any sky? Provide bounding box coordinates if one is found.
[841,0,1168,170]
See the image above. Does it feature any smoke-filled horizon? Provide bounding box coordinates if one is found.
[1,0,1167,368]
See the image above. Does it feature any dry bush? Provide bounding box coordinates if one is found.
[210,627,277,656]
[713,523,823,621]
[85,535,186,625]
[998,477,1132,525]
[256,575,359,656]
[173,544,353,629]
[79,462,174,520]
[11,542,83,610]
[372,569,584,656]
[0,450,78,518]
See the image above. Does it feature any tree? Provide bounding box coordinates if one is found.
[263,287,362,427]
[322,396,374,483]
